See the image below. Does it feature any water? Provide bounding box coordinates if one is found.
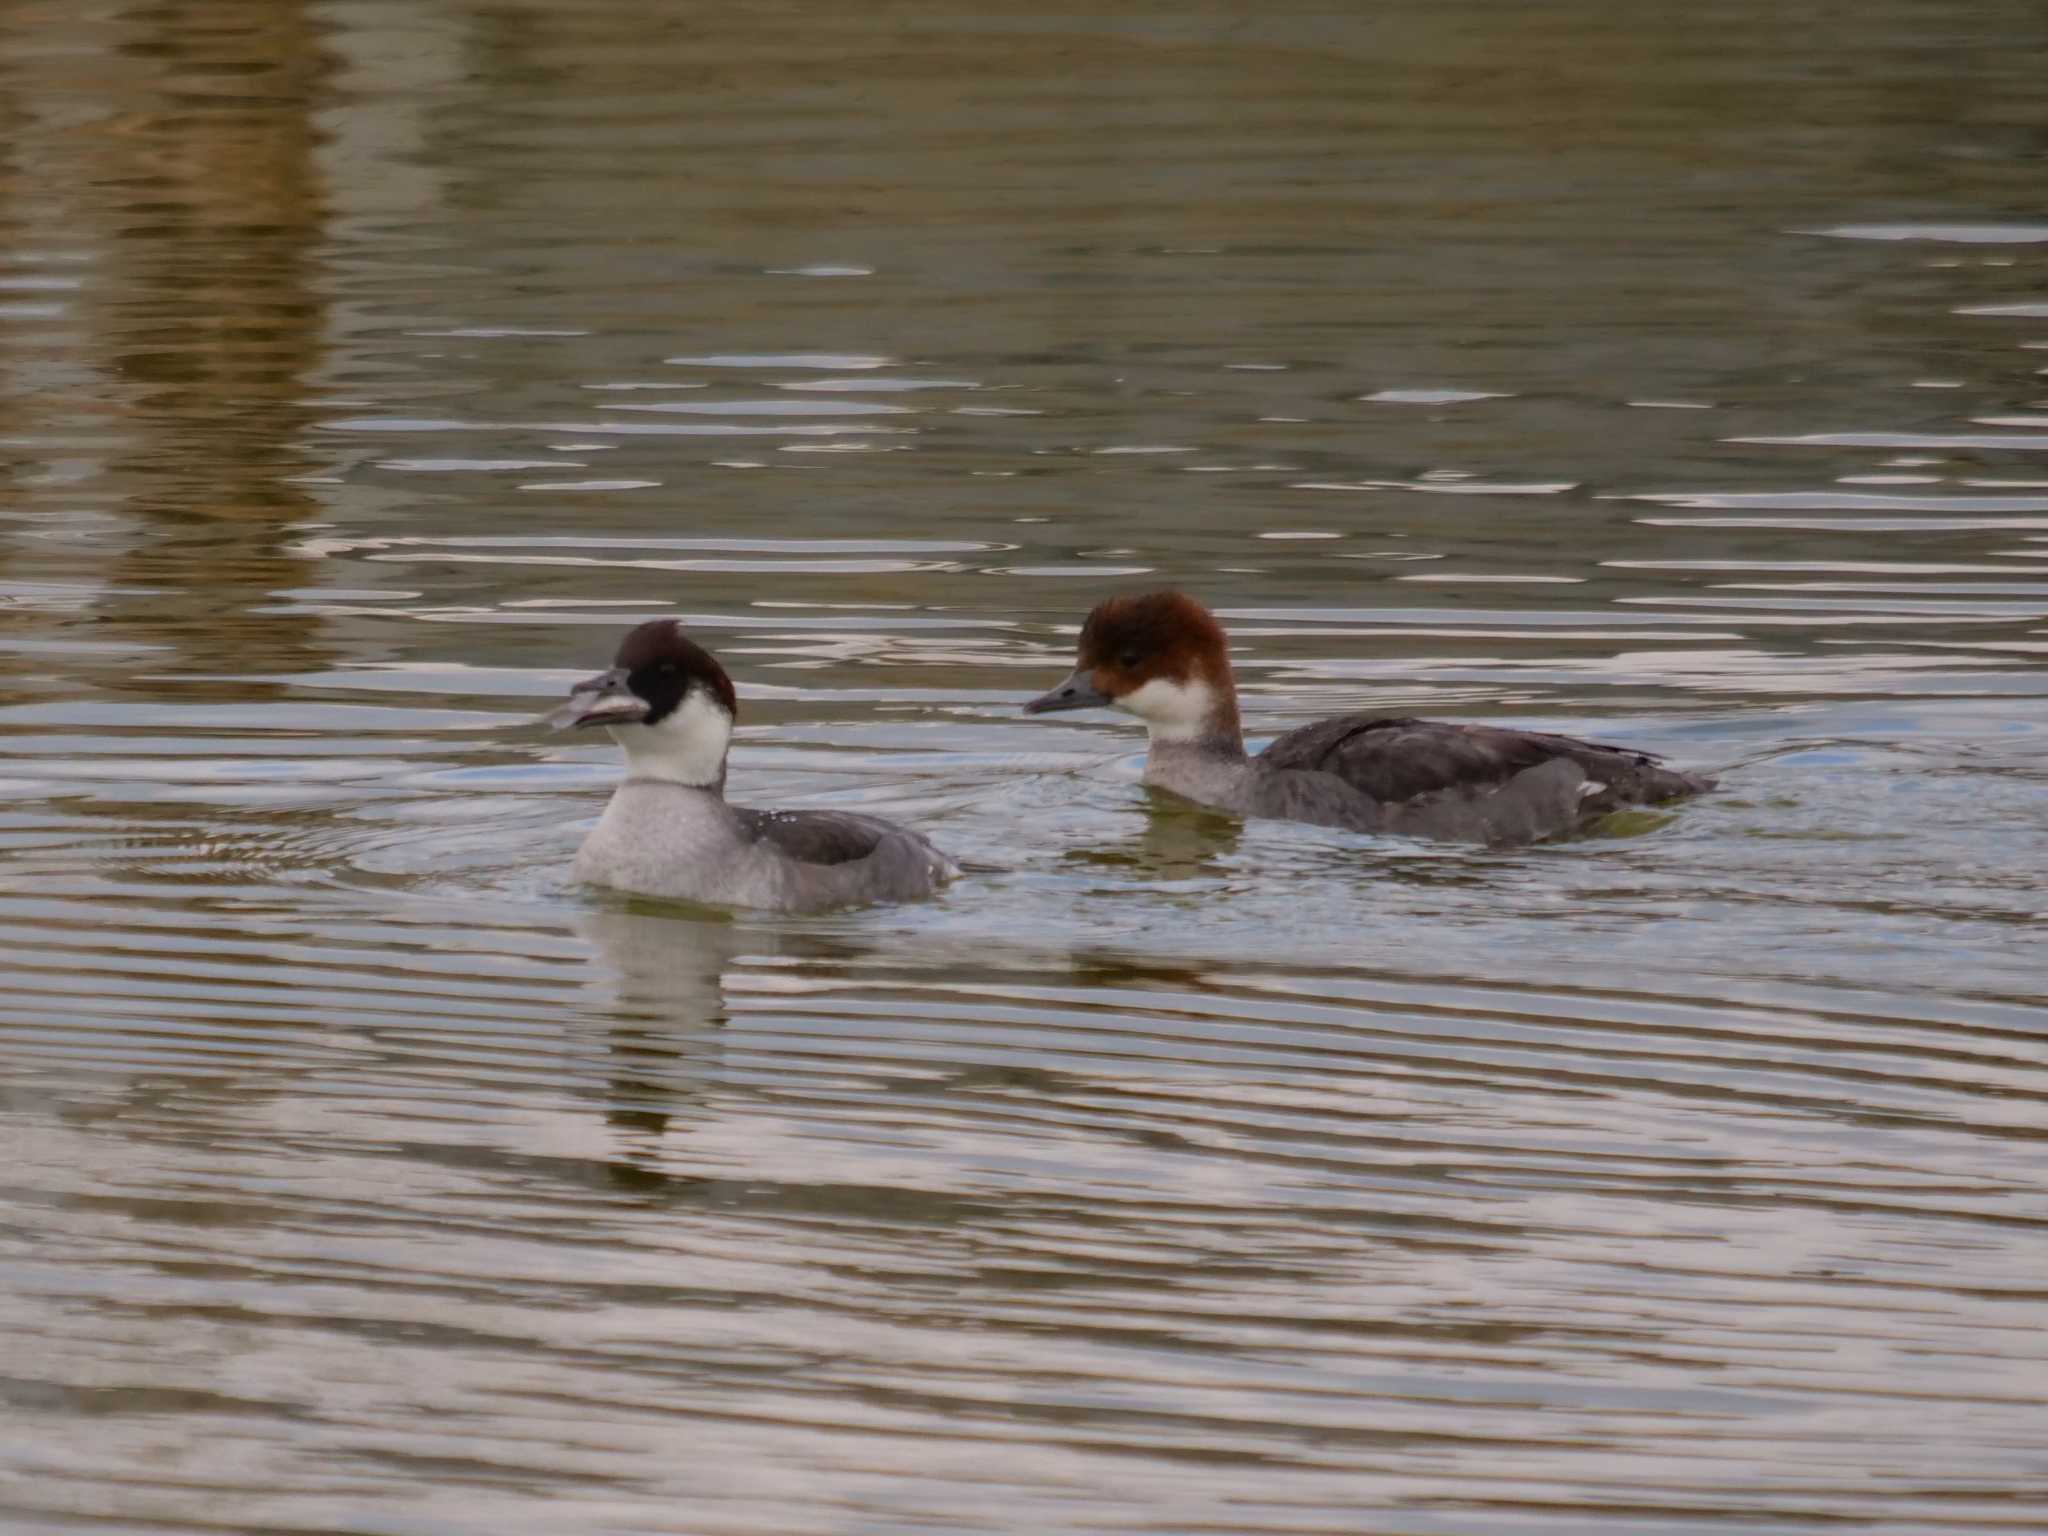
[3,3,2046,1531]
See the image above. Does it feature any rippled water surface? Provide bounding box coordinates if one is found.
[4,3,2047,1532]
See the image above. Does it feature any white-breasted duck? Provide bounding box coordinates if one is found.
[550,620,957,911]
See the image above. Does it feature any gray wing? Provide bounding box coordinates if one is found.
[1237,768,1384,832]
[737,807,896,866]
[1259,715,1711,812]
[1382,757,1603,845]
[1244,757,1602,846]
[733,807,958,910]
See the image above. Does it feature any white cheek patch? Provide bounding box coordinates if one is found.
[611,687,733,786]
[1118,677,1215,742]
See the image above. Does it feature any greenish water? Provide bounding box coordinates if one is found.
[2,3,2046,1532]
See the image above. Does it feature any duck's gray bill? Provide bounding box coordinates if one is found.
[544,668,649,730]
[1022,669,1109,715]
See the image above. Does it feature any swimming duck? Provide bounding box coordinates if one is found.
[549,619,957,911]
[1023,590,1711,844]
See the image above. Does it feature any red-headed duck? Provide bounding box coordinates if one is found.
[1024,591,1711,844]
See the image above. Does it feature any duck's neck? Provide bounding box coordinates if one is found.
[610,694,732,795]
[1141,697,1256,813]
[1133,673,1246,765]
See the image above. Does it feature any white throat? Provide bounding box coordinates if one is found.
[609,688,732,788]
[1118,676,1217,744]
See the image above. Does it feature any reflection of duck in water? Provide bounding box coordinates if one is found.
[1064,795,1244,885]
[549,620,958,912]
[576,907,741,1152]
[578,906,749,1030]
[574,912,891,1189]
[1026,591,1713,845]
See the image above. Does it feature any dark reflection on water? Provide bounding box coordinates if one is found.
[3,1,2048,1532]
